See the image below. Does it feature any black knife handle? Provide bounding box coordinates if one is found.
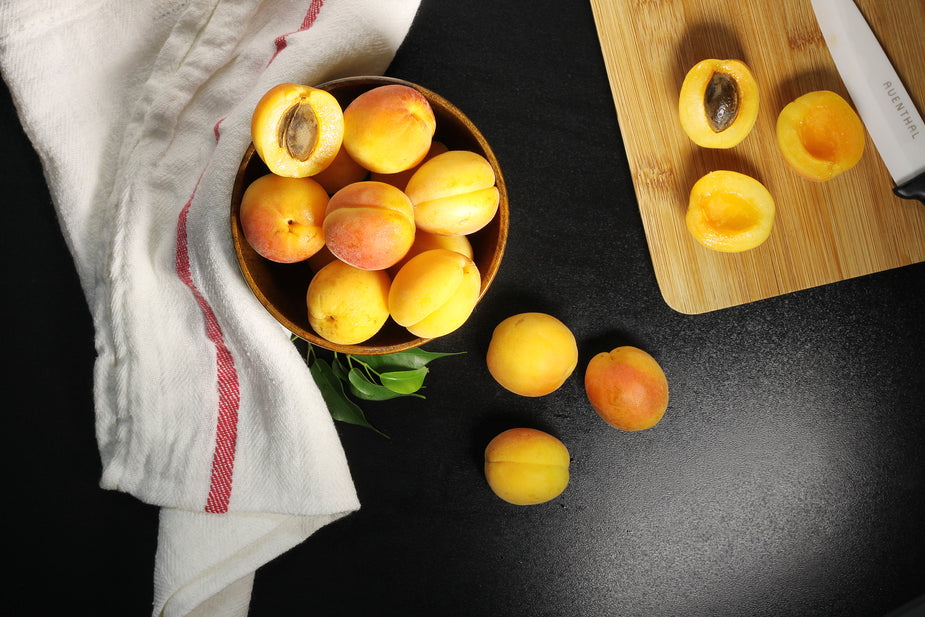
[893,170,925,205]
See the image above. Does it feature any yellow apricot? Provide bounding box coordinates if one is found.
[486,313,578,397]
[306,260,391,345]
[484,428,570,505]
[388,248,481,338]
[310,144,368,194]
[251,83,344,178]
[387,230,473,278]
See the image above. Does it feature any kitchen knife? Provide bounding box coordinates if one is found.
[810,0,925,204]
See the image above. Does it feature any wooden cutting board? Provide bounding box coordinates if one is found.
[590,0,925,314]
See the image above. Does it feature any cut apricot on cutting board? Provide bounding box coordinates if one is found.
[679,59,759,149]
[686,170,775,252]
[776,90,865,182]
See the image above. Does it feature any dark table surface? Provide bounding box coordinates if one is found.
[5,1,925,616]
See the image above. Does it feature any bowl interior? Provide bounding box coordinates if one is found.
[230,76,508,355]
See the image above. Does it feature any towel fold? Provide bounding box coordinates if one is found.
[0,0,421,614]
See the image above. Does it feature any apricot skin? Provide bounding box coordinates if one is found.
[387,230,473,278]
[776,90,865,182]
[388,249,481,339]
[322,181,416,271]
[371,140,448,192]
[342,84,436,174]
[306,260,391,345]
[584,346,669,431]
[486,313,578,397]
[310,144,368,194]
[484,428,570,506]
[405,150,500,236]
[239,173,329,263]
[251,83,344,178]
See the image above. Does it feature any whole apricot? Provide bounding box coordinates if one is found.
[484,428,570,506]
[387,230,473,278]
[251,83,344,178]
[776,90,865,182]
[405,150,500,236]
[310,144,368,194]
[342,84,436,174]
[584,346,669,431]
[239,173,329,263]
[370,140,448,191]
[322,180,416,271]
[306,260,391,345]
[388,248,481,338]
[486,313,578,397]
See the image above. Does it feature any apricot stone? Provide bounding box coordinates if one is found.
[776,90,865,182]
[342,84,436,174]
[306,260,391,345]
[486,313,578,397]
[484,428,570,506]
[679,59,759,149]
[239,173,329,263]
[388,248,481,339]
[584,346,669,431]
[322,180,416,271]
[251,83,344,178]
[686,170,775,253]
[405,150,500,236]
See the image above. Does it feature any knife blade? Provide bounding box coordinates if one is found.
[810,0,925,204]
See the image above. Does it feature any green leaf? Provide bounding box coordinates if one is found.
[352,348,464,372]
[347,367,423,401]
[379,367,429,394]
[309,358,388,438]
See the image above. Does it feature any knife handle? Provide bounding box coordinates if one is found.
[893,171,925,205]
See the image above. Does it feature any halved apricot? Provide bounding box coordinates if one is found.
[686,170,775,252]
[251,83,345,178]
[679,59,759,149]
[776,90,865,182]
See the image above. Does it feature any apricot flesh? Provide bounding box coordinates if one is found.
[322,180,416,271]
[306,260,391,345]
[776,90,865,182]
[584,346,669,431]
[686,170,775,253]
[484,428,570,506]
[679,59,759,149]
[251,83,345,178]
[388,249,481,338]
[486,313,578,397]
[342,84,436,174]
[405,150,500,236]
[239,173,329,263]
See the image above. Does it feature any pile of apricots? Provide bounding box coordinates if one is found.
[240,82,500,346]
[678,59,865,253]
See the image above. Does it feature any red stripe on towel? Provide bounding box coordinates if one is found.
[269,0,324,64]
[176,173,241,514]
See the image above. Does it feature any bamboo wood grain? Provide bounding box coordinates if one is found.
[590,0,925,314]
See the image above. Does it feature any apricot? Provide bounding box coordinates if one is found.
[342,84,436,174]
[251,83,345,178]
[388,248,481,338]
[239,173,328,263]
[405,150,500,236]
[486,313,578,397]
[776,90,865,182]
[306,260,391,345]
[584,346,669,431]
[686,170,775,252]
[310,144,368,194]
[322,180,416,271]
[679,59,759,149]
[387,230,474,278]
[370,140,448,191]
[484,428,570,506]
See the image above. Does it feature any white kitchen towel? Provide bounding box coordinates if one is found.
[0,0,421,615]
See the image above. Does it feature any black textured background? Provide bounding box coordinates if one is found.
[5,1,924,615]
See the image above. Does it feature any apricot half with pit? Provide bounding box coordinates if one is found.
[686,170,775,252]
[776,90,865,182]
[251,83,345,178]
[679,59,759,149]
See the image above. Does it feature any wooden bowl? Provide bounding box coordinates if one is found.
[230,76,509,355]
